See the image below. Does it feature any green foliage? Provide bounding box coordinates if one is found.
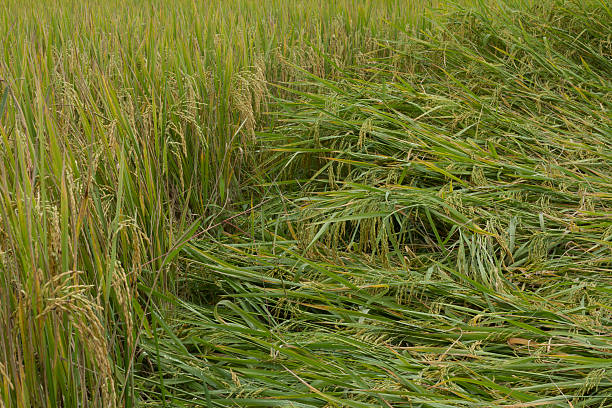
[0,0,610,407]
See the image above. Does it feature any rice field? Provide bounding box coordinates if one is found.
[0,0,611,407]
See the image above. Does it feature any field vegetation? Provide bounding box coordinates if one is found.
[0,0,611,406]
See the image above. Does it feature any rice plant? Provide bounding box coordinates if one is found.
[0,0,610,407]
